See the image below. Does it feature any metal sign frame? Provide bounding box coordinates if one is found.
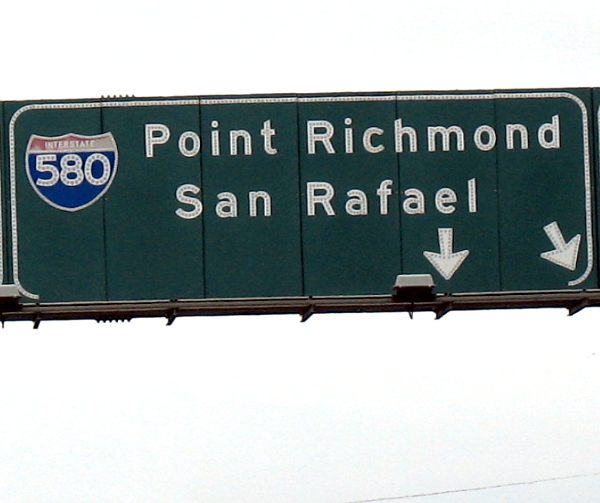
[1,88,599,322]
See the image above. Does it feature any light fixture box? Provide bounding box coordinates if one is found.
[393,274,436,302]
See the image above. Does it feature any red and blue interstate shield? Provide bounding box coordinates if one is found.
[26,132,118,211]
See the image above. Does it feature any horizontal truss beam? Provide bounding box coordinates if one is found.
[1,291,600,325]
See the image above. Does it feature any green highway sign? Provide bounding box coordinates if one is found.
[0,89,598,317]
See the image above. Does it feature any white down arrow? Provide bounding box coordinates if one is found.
[423,228,470,280]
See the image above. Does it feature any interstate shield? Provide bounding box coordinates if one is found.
[25,132,118,211]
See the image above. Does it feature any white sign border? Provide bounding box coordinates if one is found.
[8,92,593,300]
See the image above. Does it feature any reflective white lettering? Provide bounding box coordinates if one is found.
[145,124,170,158]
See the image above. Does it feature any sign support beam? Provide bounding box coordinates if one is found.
[1,292,600,324]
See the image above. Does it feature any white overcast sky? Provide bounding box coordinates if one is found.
[1,1,600,503]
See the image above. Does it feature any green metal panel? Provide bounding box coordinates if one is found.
[201,99,303,298]
[594,88,600,289]
[6,101,106,302]
[0,103,6,287]
[496,90,595,291]
[102,99,204,301]
[299,96,402,296]
[397,92,500,293]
